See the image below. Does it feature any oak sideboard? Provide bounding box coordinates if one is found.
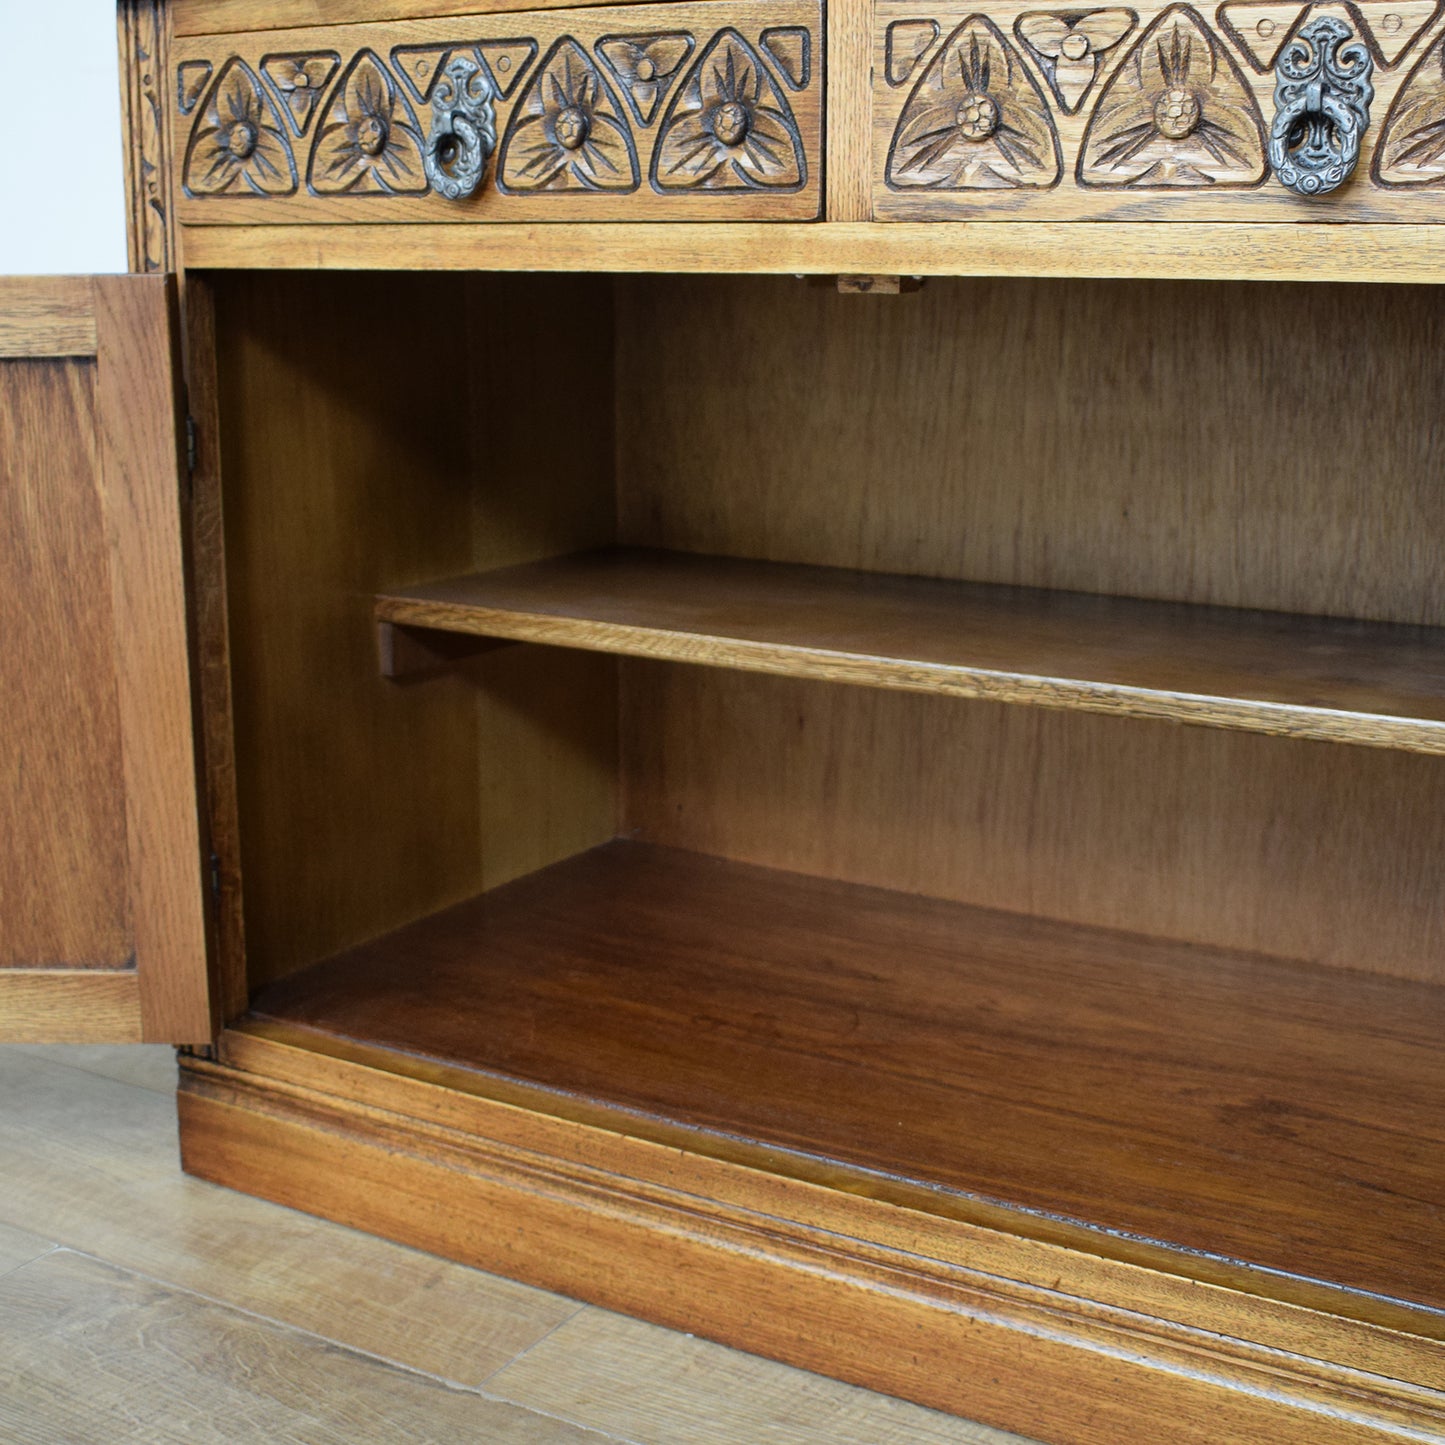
[4,0,1445,1439]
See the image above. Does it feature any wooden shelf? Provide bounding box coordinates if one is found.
[376,547,1445,753]
[250,840,1445,1328]
[182,221,1445,286]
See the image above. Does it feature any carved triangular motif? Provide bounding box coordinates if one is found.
[886,16,1061,189]
[309,50,427,195]
[1217,2,1309,70]
[1079,4,1266,186]
[498,38,639,191]
[760,26,811,89]
[177,60,212,115]
[390,45,452,104]
[596,33,693,124]
[1014,9,1137,113]
[1375,30,1445,181]
[652,28,806,189]
[886,19,941,85]
[478,39,539,99]
[261,52,339,135]
[182,57,297,196]
[1354,0,1440,65]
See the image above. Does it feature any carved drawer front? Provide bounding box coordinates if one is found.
[173,0,821,222]
[875,0,1445,218]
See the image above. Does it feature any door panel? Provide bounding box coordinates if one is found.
[0,276,214,1044]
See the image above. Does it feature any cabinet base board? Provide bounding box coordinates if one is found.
[178,1036,1445,1445]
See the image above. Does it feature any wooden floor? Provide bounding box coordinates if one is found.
[0,1044,1033,1444]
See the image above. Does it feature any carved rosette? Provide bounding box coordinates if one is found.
[887,17,1061,189]
[183,58,297,196]
[1014,9,1138,114]
[652,29,807,189]
[497,39,640,191]
[309,51,427,194]
[1078,5,1266,186]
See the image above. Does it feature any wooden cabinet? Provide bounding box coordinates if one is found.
[5,2,1445,1440]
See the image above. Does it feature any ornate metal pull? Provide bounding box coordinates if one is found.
[1268,17,1373,197]
[424,55,497,201]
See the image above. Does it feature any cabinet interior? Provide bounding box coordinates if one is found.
[209,269,1445,1328]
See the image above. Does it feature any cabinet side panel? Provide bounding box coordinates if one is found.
[218,273,487,989]
[0,358,132,970]
[622,665,1445,983]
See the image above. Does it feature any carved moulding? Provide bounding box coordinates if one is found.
[1078,4,1267,186]
[886,16,1062,188]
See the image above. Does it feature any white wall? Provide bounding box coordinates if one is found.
[0,2,129,274]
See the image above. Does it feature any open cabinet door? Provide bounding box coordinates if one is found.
[0,275,213,1045]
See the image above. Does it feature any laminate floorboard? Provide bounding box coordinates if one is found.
[0,1046,1036,1445]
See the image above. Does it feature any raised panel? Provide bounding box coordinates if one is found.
[172,0,824,224]
[0,277,213,1044]
[874,0,1445,217]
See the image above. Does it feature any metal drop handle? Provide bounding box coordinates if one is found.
[1269,16,1373,197]
[424,55,497,201]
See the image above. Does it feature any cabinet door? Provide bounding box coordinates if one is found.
[0,275,213,1045]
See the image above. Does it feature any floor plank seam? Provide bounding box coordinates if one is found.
[471,1300,593,1390]
[0,1244,59,1285]
[35,1239,634,1440]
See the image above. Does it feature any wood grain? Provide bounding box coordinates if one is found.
[872,0,1445,221]
[217,272,616,988]
[0,279,97,357]
[827,0,872,219]
[172,2,824,225]
[488,1308,1035,1444]
[180,218,1445,281]
[180,1044,1445,1444]
[377,547,1445,753]
[0,1048,582,1387]
[174,0,660,35]
[616,276,1445,625]
[0,974,143,1043]
[0,1224,52,1280]
[0,1250,601,1444]
[0,354,132,972]
[95,277,213,1043]
[247,839,1445,1319]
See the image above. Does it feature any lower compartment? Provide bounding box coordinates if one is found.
[180,1016,1445,1445]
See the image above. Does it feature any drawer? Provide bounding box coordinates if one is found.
[873,0,1445,219]
[173,0,822,222]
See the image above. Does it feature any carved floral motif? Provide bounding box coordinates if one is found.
[886,17,1060,188]
[1375,32,1445,185]
[597,33,695,125]
[183,58,296,196]
[498,39,640,191]
[1015,9,1137,114]
[1078,5,1265,186]
[262,52,340,135]
[309,51,427,194]
[653,29,807,188]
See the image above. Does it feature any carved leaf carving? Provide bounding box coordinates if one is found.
[498,38,640,191]
[597,33,695,125]
[1015,9,1137,114]
[652,29,807,189]
[1078,5,1266,187]
[262,52,340,136]
[886,17,1061,189]
[309,51,427,194]
[183,57,297,197]
[1375,32,1445,184]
